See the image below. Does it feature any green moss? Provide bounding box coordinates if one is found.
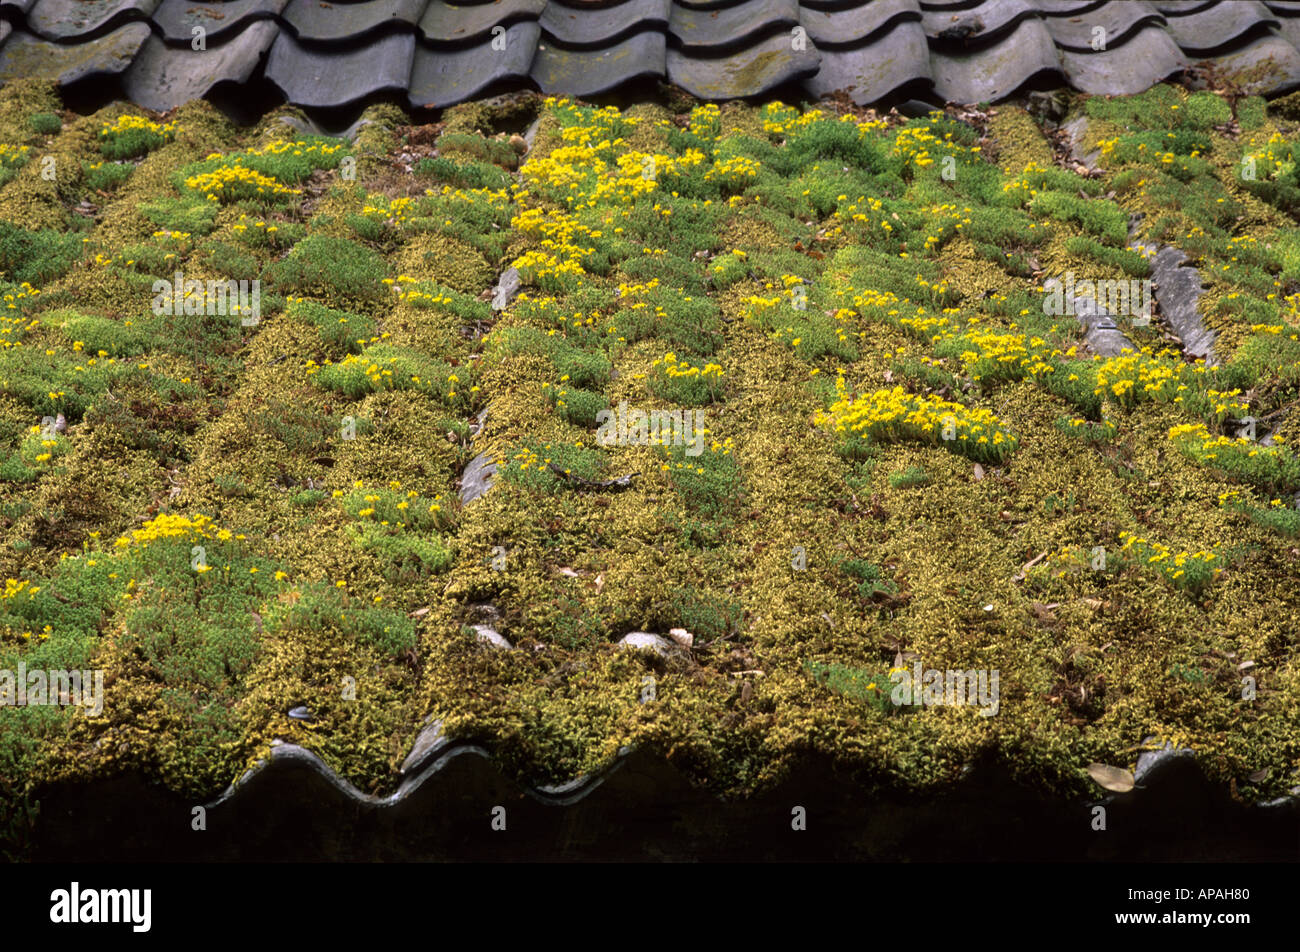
[0,222,83,284]
[888,464,930,489]
[2,85,1299,830]
[267,234,388,304]
[26,113,61,136]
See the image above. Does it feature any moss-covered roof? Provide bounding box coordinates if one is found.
[1,79,1299,856]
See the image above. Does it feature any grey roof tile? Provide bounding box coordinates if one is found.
[799,0,921,49]
[26,0,160,41]
[1162,0,1276,55]
[675,0,749,10]
[1151,1,1216,13]
[921,0,1038,43]
[3,0,1300,117]
[1058,23,1186,93]
[282,0,426,42]
[1040,1,1165,51]
[669,0,801,52]
[123,20,279,112]
[539,0,670,48]
[1275,14,1300,47]
[1200,31,1300,93]
[265,30,415,107]
[930,15,1058,101]
[154,0,289,45]
[532,26,665,94]
[420,0,546,45]
[0,21,150,83]
[667,28,819,97]
[1027,0,1107,12]
[410,20,540,106]
[802,17,930,102]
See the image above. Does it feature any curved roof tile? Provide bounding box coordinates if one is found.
[1028,1,1108,13]
[1200,31,1300,93]
[930,15,1059,101]
[803,17,930,102]
[2,0,1300,115]
[153,0,290,46]
[921,0,1039,44]
[1162,0,1277,55]
[669,0,802,53]
[1040,1,1165,52]
[123,20,280,111]
[281,0,426,43]
[1151,1,1217,14]
[265,29,415,107]
[419,0,547,45]
[412,20,540,105]
[531,27,665,94]
[798,0,921,49]
[1058,23,1187,94]
[26,0,159,42]
[667,26,819,97]
[539,0,670,48]
[0,21,150,83]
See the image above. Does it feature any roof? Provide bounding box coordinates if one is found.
[2,83,1300,840]
[2,0,1300,119]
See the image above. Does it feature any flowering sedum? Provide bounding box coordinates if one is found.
[816,381,1019,465]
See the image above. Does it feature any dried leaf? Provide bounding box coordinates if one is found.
[558,567,580,578]
[407,607,431,618]
[1087,763,1135,793]
[1248,768,1271,783]
[973,463,985,481]
[1029,601,1057,623]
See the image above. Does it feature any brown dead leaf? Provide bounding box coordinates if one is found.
[1087,763,1135,793]
[1029,601,1058,623]
[973,463,985,481]
[407,607,431,618]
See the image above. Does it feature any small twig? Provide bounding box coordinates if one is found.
[1254,399,1300,424]
[546,463,638,491]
